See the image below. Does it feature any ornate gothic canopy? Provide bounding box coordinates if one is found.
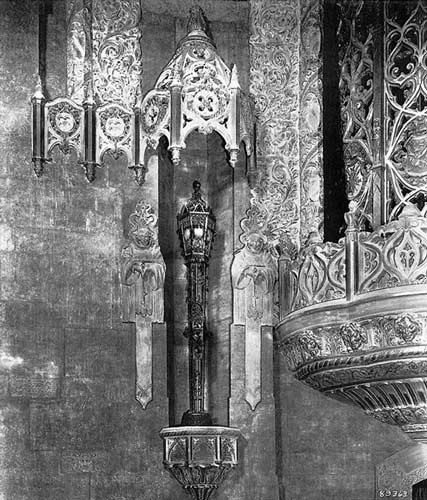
[139,5,253,169]
[31,4,253,184]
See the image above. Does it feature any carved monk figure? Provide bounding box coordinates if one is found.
[121,203,165,322]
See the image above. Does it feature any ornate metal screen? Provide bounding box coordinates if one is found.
[338,0,427,227]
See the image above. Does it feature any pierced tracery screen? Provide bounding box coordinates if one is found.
[337,0,427,227]
[385,1,427,219]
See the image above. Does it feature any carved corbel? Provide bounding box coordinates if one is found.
[231,205,277,410]
[121,202,165,409]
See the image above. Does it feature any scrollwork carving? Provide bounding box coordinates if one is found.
[298,330,322,360]
[66,0,142,108]
[92,0,142,107]
[249,0,300,247]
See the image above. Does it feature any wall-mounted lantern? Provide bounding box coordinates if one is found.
[160,181,240,500]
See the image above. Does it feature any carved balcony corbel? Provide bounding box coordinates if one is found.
[277,204,427,441]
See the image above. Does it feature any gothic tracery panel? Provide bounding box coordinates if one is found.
[385,0,427,218]
[338,0,375,227]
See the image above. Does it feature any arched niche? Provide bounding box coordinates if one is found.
[156,129,248,426]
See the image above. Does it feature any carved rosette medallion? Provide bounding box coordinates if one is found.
[340,322,368,351]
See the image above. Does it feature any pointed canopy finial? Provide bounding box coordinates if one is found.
[32,74,45,100]
[187,5,207,34]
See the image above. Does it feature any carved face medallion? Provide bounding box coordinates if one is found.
[105,116,125,137]
[145,103,159,127]
[55,111,75,133]
[401,119,427,177]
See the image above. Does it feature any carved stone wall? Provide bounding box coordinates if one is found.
[299,0,324,243]
[0,2,182,499]
[227,1,323,499]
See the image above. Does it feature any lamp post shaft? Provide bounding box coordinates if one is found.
[177,181,215,426]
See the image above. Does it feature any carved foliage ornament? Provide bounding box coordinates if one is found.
[280,313,424,373]
[67,0,143,107]
[246,0,301,248]
[340,321,368,351]
[290,238,346,310]
[358,205,427,292]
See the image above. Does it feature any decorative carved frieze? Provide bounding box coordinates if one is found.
[121,201,165,409]
[290,238,346,310]
[279,298,427,440]
[358,205,427,293]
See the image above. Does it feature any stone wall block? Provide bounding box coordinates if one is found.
[65,328,133,380]
[29,402,63,451]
